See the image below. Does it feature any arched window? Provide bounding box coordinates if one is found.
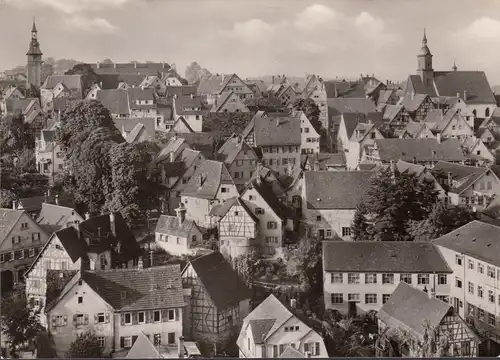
[473,109,477,116]
[485,108,490,117]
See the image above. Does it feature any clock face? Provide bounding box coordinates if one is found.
[32,33,37,40]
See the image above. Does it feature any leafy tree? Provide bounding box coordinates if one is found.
[292,98,321,130]
[352,168,438,241]
[0,113,35,153]
[68,127,121,215]
[16,148,37,173]
[65,63,100,96]
[232,250,260,286]
[66,331,103,358]
[203,112,254,135]
[56,99,121,156]
[184,61,211,84]
[36,331,58,358]
[101,58,113,64]
[396,320,451,357]
[105,142,157,227]
[0,296,44,357]
[352,201,371,241]
[408,202,477,242]
[0,189,16,208]
[244,96,283,112]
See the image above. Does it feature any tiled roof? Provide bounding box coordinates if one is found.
[395,160,426,177]
[18,195,55,213]
[433,220,500,266]
[324,80,366,98]
[36,203,81,233]
[433,71,496,104]
[327,98,377,115]
[41,130,55,143]
[405,75,436,97]
[198,73,243,95]
[431,161,488,194]
[484,195,500,218]
[164,85,197,98]
[83,264,185,311]
[218,140,255,165]
[0,209,23,242]
[404,121,428,137]
[341,112,383,139]
[248,180,296,220]
[114,117,156,142]
[6,98,37,114]
[252,112,301,146]
[280,346,306,358]
[373,138,466,163]
[350,123,375,142]
[174,95,203,115]
[382,104,404,122]
[249,319,276,344]
[173,116,195,133]
[304,171,373,210]
[209,197,259,223]
[159,132,217,159]
[378,282,452,341]
[398,93,429,112]
[162,69,188,85]
[89,62,170,76]
[302,153,346,169]
[188,251,251,309]
[181,160,234,199]
[378,89,395,104]
[43,75,82,94]
[155,214,198,238]
[125,124,146,143]
[95,89,130,115]
[213,91,234,112]
[126,87,156,110]
[322,241,452,273]
[56,226,87,263]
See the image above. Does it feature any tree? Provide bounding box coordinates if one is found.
[105,142,157,227]
[352,168,439,241]
[0,296,44,357]
[0,189,16,208]
[66,331,103,358]
[101,58,113,64]
[65,63,100,96]
[56,99,121,156]
[36,331,57,358]
[396,320,451,357]
[185,62,211,84]
[408,202,477,242]
[352,201,371,241]
[16,148,37,174]
[0,113,35,153]
[292,98,321,130]
[232,250,260,286]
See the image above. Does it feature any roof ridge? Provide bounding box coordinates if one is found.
[84,264,179,274]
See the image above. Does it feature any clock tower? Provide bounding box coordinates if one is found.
[26,18,43,89]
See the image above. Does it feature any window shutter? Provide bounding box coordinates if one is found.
[132,312,138,325]
[161,310,167,322]
[304,343,309,353]
[132,336,138,346]
[84,314,89,325]
[94,314,98,324]
[145,311,150,324]
[105,313,110,323]
[120,337,125,349]
[315,342,320,356]
[63,316,68,326]
[120,313,125,326]
[51,316,56,328]
[273,345,278,357]
[73,314,77,324]
[175,308,179,321]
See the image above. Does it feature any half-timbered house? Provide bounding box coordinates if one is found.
[377,282,480,357]
[398,93,435,122]
[181,251,251,343]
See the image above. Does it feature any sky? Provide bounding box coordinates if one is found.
[1,0,500,84]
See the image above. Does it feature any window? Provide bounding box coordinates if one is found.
[382,294,391,304]
[97,313,105,323]
[331,273,343,284]
[124,313,132,325]
[153,310,161,322]
[455,254,462,265]
[478,263,484,274]
[365,273,377,284]
[418,274,430,285]
[267,221,277,230]
[400,273,412,284]
[478,286,484,298]
[489,290,495,303]
[21,222,28,229]
[221,187,228,193]
[365,294,377,304]
[167,309,175,321]
[342,227,352,237]
[167,332,175,345]
[316,215,321,222]
[437,274,447,285]
[468,282,474,294]
[478,308,485,321]
[249,195,254,200]
[326,229,332,237]
[382,274,394,284]
[455,277,462,288]
[154,333,161,346]
[436,295,449,303]
[347,273,360,284]
[255,208,264,215]
[348,293,360,302]
[78,296,83,304]
[76,314,85,325]
[489,313,496,326]
[123,336,132,348]
[32,233,40,241]
[488,266,496,279]
[331,293,343,304]
[138,312,145,324]
[468,259,474,270]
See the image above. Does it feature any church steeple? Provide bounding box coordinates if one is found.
[452,61,458,72]
[417,28,433,87]
[26,18,43,89]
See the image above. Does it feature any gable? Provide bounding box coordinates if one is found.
[266,315,312,343]
[240,186,281,222]
[0,212,48,252]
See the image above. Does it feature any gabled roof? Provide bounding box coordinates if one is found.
[324,79,366,98]
[181,160,234,199]
[114,117,156,141]
[404,121,431,138]
[212,91,247,112]
[209,196,259,223]
[327,97,377,115]
[218,140,256,165]
[433,220,500,267]
[378,282,452,341]
[186,251,251,309]
[42,75,83,94]
[83,264,185,311]
[89,62,170,76]
[280,346,306,358]
[304,171,373,210]
[36,203,82,234]
[198,73,251,95]
[251,112,301,146]
[6,98,38,114]
[431,161,492,194]
[17,195,55,213]
[164,85,197,98]
[398,93,429,112]
[162,69,188,85]
[382,104,404,122]
[350,122,376,142]
[95,89,130,115]
[378,89,396,104]
[174,95,203,115]
[373,138,466,163]
[173,116,195,133]
[395,160,427,177]
[433,71,496,104]
[54,227,88,263]
[126,332,162,358]
[155,214,199,238]
[246,180,296,221]
[322,241,452,273]
[127,87,156,110]
[484,195,500,219]
[125,123,146,143]
[405,75,436,97]
[0,209,24,242]
[341,112,383,139]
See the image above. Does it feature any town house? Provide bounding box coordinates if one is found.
[303,74,328,130]
[0,208,48,293]
[382,104,411,130]
[197,73,254,106]
[302,171,373,240]
[398,121,435,139]
[182,251,251,343]
[41,75,84,100]
[180,160,238,228]
[297,110,320,155]
[45,264,185,357]
[5,98,45,138]
[237,294,327,358]
[461,136,495,166]
[217,138,259,191]
[433,220,500,354]
[173,94,204,132]
[0,86,24,114]
[242,111,301,176]
[432,161,500,210]
[423,108,474,140]
[322,241,452,315]
[398,92,435,122]
[35,130,65,179]
[210,91,250,113]
[153,203,203,256]
[162,69,187,86]
[126,87,160,120]
[376,282,480,357]
[36,202,84,235]
[394,160,446,199]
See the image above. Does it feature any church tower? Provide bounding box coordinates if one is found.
[26,18,43,89]
[417,29,433,87]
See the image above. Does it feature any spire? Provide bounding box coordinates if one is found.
[452,61,458,72]
[32,17,37,33]
[422,28,427,45]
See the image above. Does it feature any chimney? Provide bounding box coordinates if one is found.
[89,258,95,270]
[290,298,297,309]
[272,76,275,84]
[170,151,175,163]
[12,200,16,210]
[113,62,117,69]
[334,84,338,98]
[175,203,187,226]
[411,92,415,100]
[162,61,165,69]
[55,195,59,205]
[134,61,137,69]
[47,188,51,197]
[464,90,468,102]
[178,336,185,359]
[109,212,116,237]
[221,74,225,84]
[276,118,281,126]
[96,61,100,69]
[190,94,194,99]
[85,212,90,220]
[437,132,442,144]
[456,91,460,99]
[430,287,436,299]
[137,256,143,269]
